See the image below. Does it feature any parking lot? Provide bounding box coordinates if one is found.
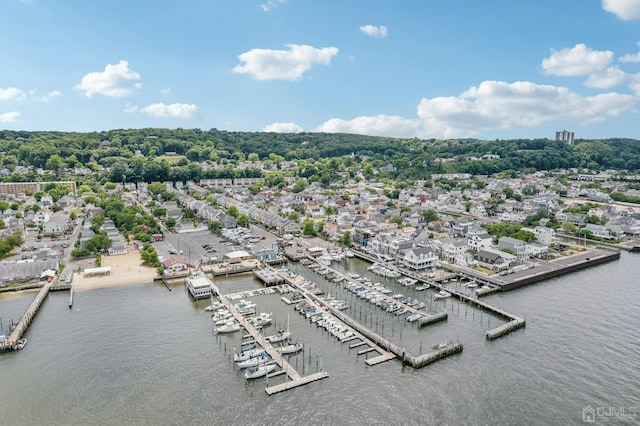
[151,227,281,266]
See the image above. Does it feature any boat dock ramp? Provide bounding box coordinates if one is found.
[212,280,329,395]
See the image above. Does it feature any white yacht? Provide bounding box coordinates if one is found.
[215,320,241,334]
[435,290,452,299]
[234,347,266,362]
[265,330,291,343]
[244,364,277,380]
[276,342,303,355]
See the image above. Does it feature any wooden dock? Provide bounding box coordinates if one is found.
[265,371,330,395]
[0,280,53,351]
[365,352,397,366]
[213,280,329,394]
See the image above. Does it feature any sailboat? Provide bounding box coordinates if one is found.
[265,314,291,343]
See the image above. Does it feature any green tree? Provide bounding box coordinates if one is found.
[237,214,250,228]
[339,231,352,247]
[227,206,239,218]
[302,220,317,236]
[422,209,439,223]
[208,220,221,233]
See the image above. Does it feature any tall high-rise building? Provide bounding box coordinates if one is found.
[555,130,574,145]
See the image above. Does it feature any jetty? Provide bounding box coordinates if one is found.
[0,280,53,352]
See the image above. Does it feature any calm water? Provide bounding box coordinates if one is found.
[1,253,639,425]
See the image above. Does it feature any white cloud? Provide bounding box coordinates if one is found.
[32,90,62,102]
[262,122,304,133]
[619,52,640,63]
[0,87,25,101]
[359,25,388,38]
[260,0,286,12]
[0,111,20,123]
[140,103,198,119]
[602,0,640,20]
[233,44,339,81]
[75,60,141,98]
[123,103,139,114]
[585,66,630,88]
[315,115,422,138]
[315,80,638,139]
[542,44,613,76]
[629,73,640,95]
[160,86,171,95]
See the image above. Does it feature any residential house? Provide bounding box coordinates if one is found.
[498,236,528,264]
[401,246,438,271]
[475,248,515,271]
[43,211,68,235]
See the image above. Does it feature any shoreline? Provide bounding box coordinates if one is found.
[70,250,158,292]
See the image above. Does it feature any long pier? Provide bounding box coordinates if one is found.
[211,281,329,395]
[0,280,53,352]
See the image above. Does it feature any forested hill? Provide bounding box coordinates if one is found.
[0,129,639,181]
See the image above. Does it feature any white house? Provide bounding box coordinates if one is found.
[43,211,68,235]
[401,246,438,271]
[534,226,556,245]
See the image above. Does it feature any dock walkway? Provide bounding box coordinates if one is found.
[0,280,53,351]
[212,281,329,394]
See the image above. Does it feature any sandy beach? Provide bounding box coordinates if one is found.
[71,250,158,292]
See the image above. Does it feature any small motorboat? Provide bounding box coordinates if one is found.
[14,338,27,350]
[435,290,452,299]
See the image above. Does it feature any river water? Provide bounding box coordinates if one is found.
[0,253,638,425]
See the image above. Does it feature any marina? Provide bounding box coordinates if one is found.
[0,251,638,424]
[211,279,330,395]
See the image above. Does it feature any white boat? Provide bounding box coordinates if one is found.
[265,330,291,343]
[344,250,355,258]
[406,313,422,322]
[276,342,303,355]
[244,363,277,380]
[204,302,224,312]
[467,282,478,288]
[435,290,452,299]
[236,354,269,369]
[234,347,266,362]
[415,284,431,291]
[14,338,27,350]
[215,320,241,334]
[211,310,232,322]
[248,312,273,329]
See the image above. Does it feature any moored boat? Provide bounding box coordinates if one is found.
[244,363,277,380]
[435,290,452,299]
[14,338,27,350]
[265,330,291,343]
[236,354,269,369]
[276,342,303,355]
[215,320,241,334]
[234,347,266,362]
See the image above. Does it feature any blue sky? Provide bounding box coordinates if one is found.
[2,0,640,140]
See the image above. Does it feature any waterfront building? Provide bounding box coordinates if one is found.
[186,271,213,300]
